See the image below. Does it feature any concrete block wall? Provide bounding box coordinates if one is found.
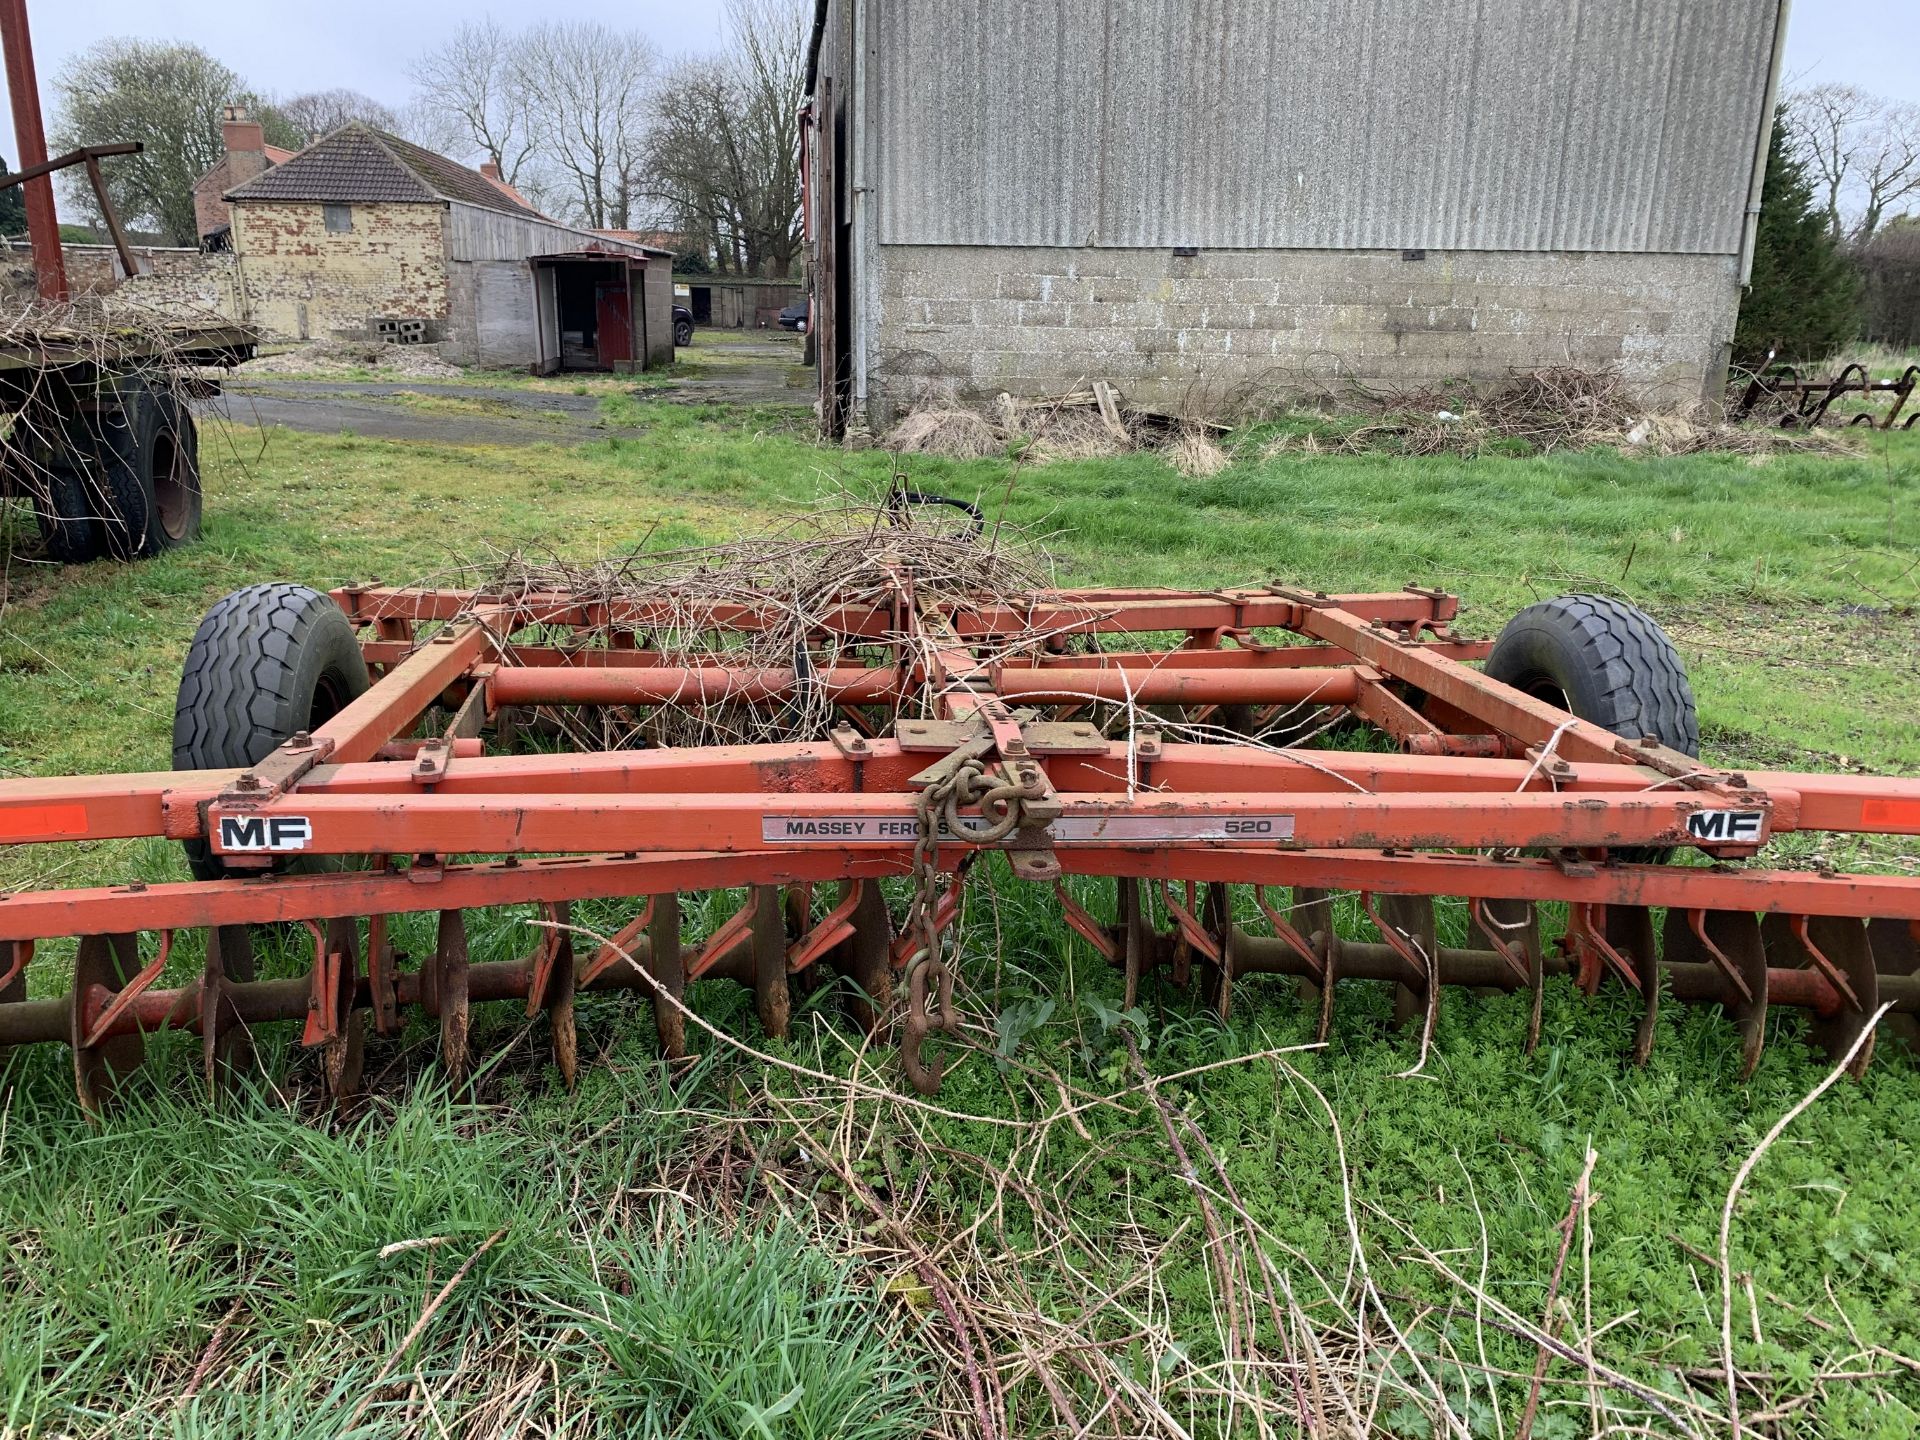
[866,246,1739,420]
[640,262,673,366]
[445,260,532,368]
[231,201,448,341]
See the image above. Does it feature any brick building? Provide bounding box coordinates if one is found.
[191,106,294,248]
[221,123,674,371]
[804,0,1790,431]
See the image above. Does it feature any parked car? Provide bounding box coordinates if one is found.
[778,301,809,334]
[673,305,694,347]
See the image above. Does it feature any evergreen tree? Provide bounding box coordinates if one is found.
[1733,117,1860,367]
[0,156,26,236]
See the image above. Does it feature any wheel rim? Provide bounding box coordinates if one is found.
[309,672,351,728]
[1515,672,1569,711]
[152,427,195,541]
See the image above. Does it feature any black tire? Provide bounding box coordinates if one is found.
[674,318,694,347]
[1485,595,1698,755]
[81,377,202,560]
[1486,594,1697,862]
[26,440,102,563]
[173,584,370,880]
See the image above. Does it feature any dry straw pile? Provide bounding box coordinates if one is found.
[883,386,1235,477]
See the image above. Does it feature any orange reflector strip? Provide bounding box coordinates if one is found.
[1863,798,1920,829]
[0,804,91,842]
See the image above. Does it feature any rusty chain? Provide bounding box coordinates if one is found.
[900,755,1039,1093]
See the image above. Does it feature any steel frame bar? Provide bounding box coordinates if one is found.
[331,585,1461,638]
[12,740,1919,850]
[4,844,1920,946]
[188,788,1780,860]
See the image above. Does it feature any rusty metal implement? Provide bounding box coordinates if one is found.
[3,568,1918,1112]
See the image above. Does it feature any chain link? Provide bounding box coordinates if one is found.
[900,757,1036,1093]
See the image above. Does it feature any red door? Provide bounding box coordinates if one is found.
[595,279,632,367]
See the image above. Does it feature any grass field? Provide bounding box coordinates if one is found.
[1,377,1918,1439]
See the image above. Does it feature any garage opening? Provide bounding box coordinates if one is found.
[533,256,648,374]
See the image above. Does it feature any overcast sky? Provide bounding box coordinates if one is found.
[2,0,1914,165]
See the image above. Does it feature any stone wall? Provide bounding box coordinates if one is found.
[865,245,1740,420]
[230,200,448,341]
[0,242,242,320]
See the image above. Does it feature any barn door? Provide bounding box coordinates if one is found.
[595,276,633,368]
[533,264,561,375]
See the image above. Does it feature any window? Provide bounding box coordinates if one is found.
[323,203,353,234]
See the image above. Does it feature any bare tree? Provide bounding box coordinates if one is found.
[409,20,542,187]
[638,0,808,275]
[275,88,402,145]
[1785,83,1920,243]
[51,38,287,243]
[512,22,658,230]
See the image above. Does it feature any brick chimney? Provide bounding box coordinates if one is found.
[222,104,268,187]
[479,160,503,182]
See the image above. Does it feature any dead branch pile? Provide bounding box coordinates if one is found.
[427,496,1079,748]
[1269,366,1861,459]
[883,386,1236,477]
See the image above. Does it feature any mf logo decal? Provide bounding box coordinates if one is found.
[218,814,313,852]
[1685,809,1765,843]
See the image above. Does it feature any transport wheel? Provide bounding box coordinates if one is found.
[173,583,371,879]
[674,317,694,347]
[1486,593,1697,863]
[79,376,202,559]
[25,437,103,563]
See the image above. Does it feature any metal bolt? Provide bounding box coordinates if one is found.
[290,730,311,747]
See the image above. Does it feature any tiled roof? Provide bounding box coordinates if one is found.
[225,123,541,217]
[191,144,299,192]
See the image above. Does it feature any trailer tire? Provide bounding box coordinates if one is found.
[85,377,202,560]
[29,443,103,563]
[173,584,370,880]
[1486,594,1697,862]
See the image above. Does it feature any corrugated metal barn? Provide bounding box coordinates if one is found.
[803,0,1788,434]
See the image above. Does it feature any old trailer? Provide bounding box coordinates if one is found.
[0,320,252,560]
[0,2,254,562]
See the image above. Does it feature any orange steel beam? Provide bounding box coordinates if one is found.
[2,844,1919,945]
[364,640,1495,672]
[199,788,1788,859]
[485,662,1367,709]
[312,617,498,764]
[1294,602,1662,766]
[334,586,1458,639]
[0,851,911,939]
[9,743,1919,847]
[1074,848,1920,922]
